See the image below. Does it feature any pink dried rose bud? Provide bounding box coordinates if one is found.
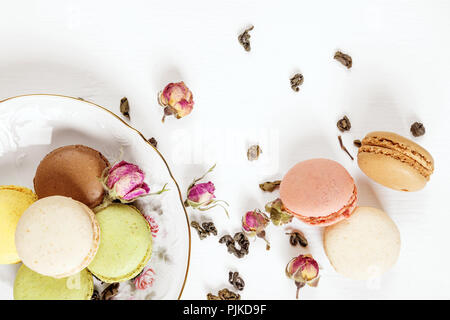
[134,267,156,290]
[286,254,320,299]
[184,164,229,217]
[242,209,270,250]
[158,81,194,122]
[101,160,168,204]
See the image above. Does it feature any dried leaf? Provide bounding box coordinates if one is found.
[337,115,351,132]
[353,139,362,148]
[290,73,304,92]
[247,145,262,161]
[101,283,120,300]
[259,180,281,192]
[410,122,425,137]
[238,25,254,52]
[334,51,352,69]
[120,97,130,119]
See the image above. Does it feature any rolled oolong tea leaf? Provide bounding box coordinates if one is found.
[238,25,254,52]
[338,135,354,160]
[337,115,351,132]
[219,232,250,258]
[259,180,281,192]
[334,51,352,69]
[101,283,120,300]
[218,288,241,300]
[148,137,158,148]
[353,139,362,148]
[229,271,245,291]
[191,221,209,240]
[290,73,304,92]
[410,122,425,137]
[91,289,100,300]
[247,145,262,161]
[120,97,130,119]
[207,288,241,300]
[286,231,308,247]
[202,222,218,236]
[206,293,222,300]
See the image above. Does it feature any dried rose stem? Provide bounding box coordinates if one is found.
[338,135,354,160]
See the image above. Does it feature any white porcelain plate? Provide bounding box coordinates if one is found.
[0,94,191,300]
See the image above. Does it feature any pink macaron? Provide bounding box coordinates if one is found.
[280,158,357,226]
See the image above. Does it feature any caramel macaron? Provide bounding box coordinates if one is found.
[34,145,109,208]
[357,132,434,192]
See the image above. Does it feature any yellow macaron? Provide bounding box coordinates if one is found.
[0,185,37,264]
[357,131,434,191]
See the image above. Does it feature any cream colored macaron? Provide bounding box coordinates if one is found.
[15,196,100,278]
[323,206,400,280]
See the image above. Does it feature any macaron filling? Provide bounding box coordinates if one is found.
[285,185,358,226]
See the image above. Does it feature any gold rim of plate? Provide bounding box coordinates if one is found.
[0,93,191,300]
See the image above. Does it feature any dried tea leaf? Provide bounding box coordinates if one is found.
[247,145,262,161]
[207,288,241,300]
[218,288,241,300]
[228,271,245,291]
[238,25,254,52]
[286,231,308,247]
[148,137,158,148]
[259,180,281,192]
[353,139,362,148]
[334,51,352,69]
[338,135,354,160]
[120,97,130,119]
[290,73,304,92]
[202,222,218,236]
[191,221,217,240]
[337,115,351,132]
[410,122,425,137]
[101,283,120,300]
[206,293,222,300]
[91,289,100,300]
[219,232,249,258]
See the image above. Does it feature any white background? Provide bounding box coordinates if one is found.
[1,0,449,299]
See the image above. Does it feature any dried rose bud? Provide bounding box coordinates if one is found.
[158,81,194,122]
[242,210,270,250]
[265,198,293,226]
[184,164,229,217]
[286,254,320,299]
[100,160,168,205]
[104,161,149,201]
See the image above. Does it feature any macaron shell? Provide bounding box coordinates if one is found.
[87,204,152,283]
[358,131,434,192]
[280,158,356,218]
[33,145,109,208]
[362,131,434,171]
[358,151,427,191]
[14,265,93,300]
[0,186,37,264]
[15,196,100,278]
[324,206,401,280]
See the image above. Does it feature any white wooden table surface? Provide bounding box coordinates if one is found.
[0,0,449,299]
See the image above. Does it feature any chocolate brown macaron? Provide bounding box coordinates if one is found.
[34,145,110,208]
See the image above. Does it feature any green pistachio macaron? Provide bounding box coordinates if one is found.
[87,204,152,283]
[14,265,93,300]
